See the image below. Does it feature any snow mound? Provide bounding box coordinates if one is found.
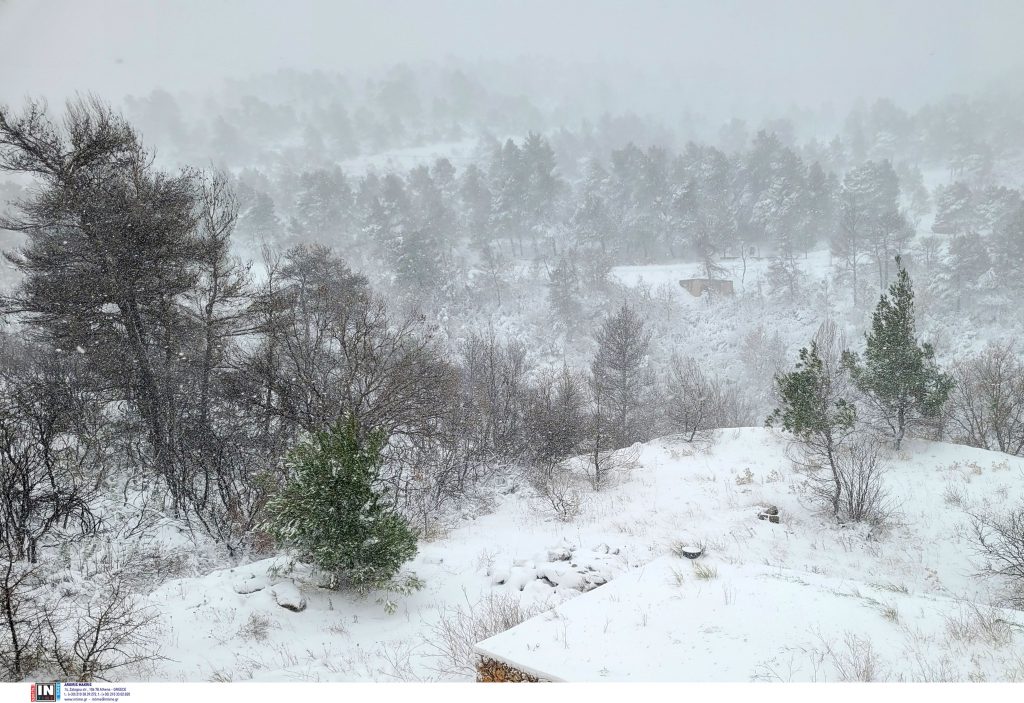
[486,541,624,595]
[232,573,267,595]
[271,581,306,612]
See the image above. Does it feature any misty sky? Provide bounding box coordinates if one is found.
[2,0,1023,109]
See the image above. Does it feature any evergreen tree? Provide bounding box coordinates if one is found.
[521,131,563,229]
[363,173,410,262]
[240,190,282,243]
[490,138,527,255]
[0,99,214,512]
[265,417,419,593]
[571,191,614,258]
[431,157,457,197]
[945,232,992,312]
[992,202,1024,285]
[803,161,837,244]
[932,182,976,235]
[398,165,452,292]
[843,258,953,449]
[294,167,352,242]
[671,144,737,276]
[767,340,856,517]
[394,225,445,293]
[320,101,356,157]
[834,160,906,300]
[975,185,1021,235]
[547,255,582,335]
[459,163,493,253]
[590,303,653,449]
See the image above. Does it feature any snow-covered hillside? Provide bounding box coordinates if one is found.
[144,428,1024,682]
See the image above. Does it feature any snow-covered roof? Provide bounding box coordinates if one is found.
[475,556,1024,682]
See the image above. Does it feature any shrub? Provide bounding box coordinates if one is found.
[427,593,543,678]
[797,435,893,525]
[966,504,1024,608]
[264,417,419,592]
[43,566,159,681]
[692,562,718,580]
[947,342,1024,455]
[537,467,586,522]
[2,547,160,682]
[834,437,894,524]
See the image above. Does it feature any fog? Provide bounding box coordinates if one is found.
[6,0,1024,687]
[2,0,1023,113]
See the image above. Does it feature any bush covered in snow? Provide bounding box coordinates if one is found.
[264,418,419,593]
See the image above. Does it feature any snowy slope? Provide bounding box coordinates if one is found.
[475,558,1024,682]
[145,428,1024,682]
[610,250,834,293]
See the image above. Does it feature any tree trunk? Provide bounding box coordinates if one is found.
[895,405,906,450]
[826,439,842,519]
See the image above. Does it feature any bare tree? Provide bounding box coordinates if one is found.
[662,354,752,442]
[523,365,589,466]
[0,339,100,563]
[582,435,640,492]
[834,436,893,524]
[791,433,893,525]
[0,555,44,679]
[948,342,1024,455]
[966,504,1024,608]
[190,173,252,431]
[234,244,461,520]
[457,330,531,463]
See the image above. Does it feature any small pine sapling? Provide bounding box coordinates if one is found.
[264,417,421,606]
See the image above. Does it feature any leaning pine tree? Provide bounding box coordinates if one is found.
[767,340,857,518]
[264,417,420,604]
[843,257,953,449]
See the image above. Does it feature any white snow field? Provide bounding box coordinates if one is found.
[475,559,1024,682]
[146,428,1024,682]
[610,250,834,293]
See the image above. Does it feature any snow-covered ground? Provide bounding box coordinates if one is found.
[611,250,833,293]
[337,138,482,176]
[144,428,1024,682]
[476,559,1024,682]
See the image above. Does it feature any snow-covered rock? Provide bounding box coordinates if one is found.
[547,546,572,562]
[232,574,266,595]
[271,581,306,612]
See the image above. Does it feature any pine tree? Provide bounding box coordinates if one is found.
[590,303,653,449]
[264,417,419,593]
[547,255,582,334]
[843,258,953,449]
[992,202,1024,285]
[767,341,856,517]
[459,163,493,253]
[931,182,975,235]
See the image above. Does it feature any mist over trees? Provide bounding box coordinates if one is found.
[4,48,1024,681]
[3,81,1024,547]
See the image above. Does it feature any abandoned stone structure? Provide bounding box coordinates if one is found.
[476,656,542,682]
[678,278,734,297]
